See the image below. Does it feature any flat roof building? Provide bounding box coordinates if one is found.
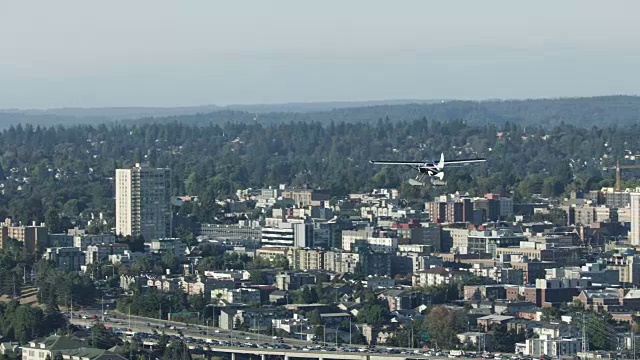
[115,163,172,241]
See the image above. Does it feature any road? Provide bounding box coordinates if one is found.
[71,308,519,360]
[73,309,316,347]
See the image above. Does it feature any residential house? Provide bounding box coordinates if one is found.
[21,335,126,360]
[0,341,19,357]
[477,314,515,331]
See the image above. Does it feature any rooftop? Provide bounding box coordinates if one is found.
[27,335,84,351]
[477,314,515,321]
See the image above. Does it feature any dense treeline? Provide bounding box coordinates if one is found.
[2,95,640,129]
[35,261,98,307]
[0,300,66,344]
[0,119,637,227]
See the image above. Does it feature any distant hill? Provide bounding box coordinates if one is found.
[0,95,639,129]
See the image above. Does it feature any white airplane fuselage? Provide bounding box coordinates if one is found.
[417,163,445,179]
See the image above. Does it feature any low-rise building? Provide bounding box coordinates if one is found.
[363,276,395,289]
[212,288,261,304]
[477,314,515,331]
[275,272,316,291]
[146,238,187,258]
[522,324,581,358]
[85,243,129,264]
[71,230,116,250]
[43,247,85,271]
[412,267,469,288]
[607,254,640,286]
[457,332,492,351]
[1,218,48,255]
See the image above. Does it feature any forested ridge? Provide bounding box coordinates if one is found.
[0,118,638,227]
[1,95,640,130]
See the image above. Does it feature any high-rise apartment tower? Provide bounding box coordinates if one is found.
[115,163,172,241]
[631,193,640,246]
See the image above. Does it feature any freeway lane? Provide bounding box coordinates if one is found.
[71,309,519,360]
[75,309,341,347]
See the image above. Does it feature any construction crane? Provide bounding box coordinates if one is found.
[602,160,640,191]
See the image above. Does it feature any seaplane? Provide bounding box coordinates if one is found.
[369,153,486,186]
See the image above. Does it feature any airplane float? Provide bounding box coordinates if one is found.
[370,153,486,186]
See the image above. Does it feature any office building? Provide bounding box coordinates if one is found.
[115,163,172,241]
[261,222,312,247]
[196,222,262,241]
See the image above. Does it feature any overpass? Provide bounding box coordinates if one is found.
[203,345,423,360]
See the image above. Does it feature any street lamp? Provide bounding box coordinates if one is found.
[349,316,352,346]
[323,324,326,345]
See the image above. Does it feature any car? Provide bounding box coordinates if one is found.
[214,330,220,333]
[245,337,251,340]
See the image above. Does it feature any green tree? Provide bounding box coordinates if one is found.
[314,325,325,342]
[272,255,290,270]
[585,312,616,350]
[422,305,466,349]
[249,270,269,285]
[357,304,387,326]
[296,287,319,304]
[160,252,180,274]
[89,322,121,349]
[308,309,322,325]
[541,307,561,321]
[162,340,192,360]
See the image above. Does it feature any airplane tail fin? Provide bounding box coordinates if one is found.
[436,172,445,180]
[436,153,445,170]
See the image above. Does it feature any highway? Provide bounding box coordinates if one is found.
[73,308,312,346]
[70,309,521,360]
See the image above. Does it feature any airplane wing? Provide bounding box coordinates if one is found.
[445,158,486,166]
[369,160,427,166]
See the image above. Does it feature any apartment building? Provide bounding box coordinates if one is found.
[115,163,172,241]
[427,197,474,223]
[281,188,330,207]
[72,232,116,250]
[290,248,325,271]
[607,254,640,286]
[146,238,187,258]
[85,243,129,264]
[43,247,85,271]
[412,267,469,287]
[343,236,398,253]
[631,193,640,246]
[522,324,581,359]
[1,218,48,255]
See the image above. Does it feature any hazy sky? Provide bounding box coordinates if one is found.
[1,0,640,108]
